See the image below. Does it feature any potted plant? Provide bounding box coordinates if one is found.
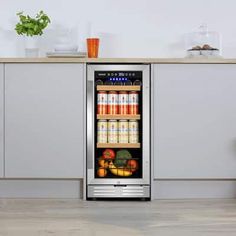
[15,10,51,57]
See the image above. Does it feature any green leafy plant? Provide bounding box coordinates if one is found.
[15,10,51,37]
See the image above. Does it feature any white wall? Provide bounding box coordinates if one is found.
[0,0,236,58]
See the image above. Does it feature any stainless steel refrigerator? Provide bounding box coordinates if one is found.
[87,64,150,199]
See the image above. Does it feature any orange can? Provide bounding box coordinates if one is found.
[97,91,107,115]
[128,91,139,114]
[119,91,129,114]
[108,91,118,114]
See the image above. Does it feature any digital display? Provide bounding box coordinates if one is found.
[95,71,142,79]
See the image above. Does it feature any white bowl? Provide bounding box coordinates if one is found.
[211,50,220,57]
[201,50,212,56]
[187,50,201,57]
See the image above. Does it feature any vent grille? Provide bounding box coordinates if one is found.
[122,186,144,196]
[93,186,116,196]
[88,185,150,198]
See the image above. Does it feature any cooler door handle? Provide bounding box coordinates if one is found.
[87,79,94,170]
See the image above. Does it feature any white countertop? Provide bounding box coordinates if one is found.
[1,57,236,63]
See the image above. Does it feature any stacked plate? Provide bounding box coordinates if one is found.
[46,44,87,58]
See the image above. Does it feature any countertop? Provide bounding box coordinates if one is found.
[1,57,236,63]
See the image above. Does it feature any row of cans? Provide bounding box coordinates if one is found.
[97,91,139,115]
[97,120,139,143]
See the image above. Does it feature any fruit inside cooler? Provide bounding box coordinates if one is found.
[94,71,143,178]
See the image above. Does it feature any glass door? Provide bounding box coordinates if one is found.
[87,65,150,185]
[95,71,142,179]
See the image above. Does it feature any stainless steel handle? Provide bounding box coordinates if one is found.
[87,79,94,169]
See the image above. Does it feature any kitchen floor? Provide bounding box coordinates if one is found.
[0,199,236,236]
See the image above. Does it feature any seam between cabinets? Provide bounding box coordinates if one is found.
[82,63,84,198]
[3,64,5,178]
[150,64,154,200]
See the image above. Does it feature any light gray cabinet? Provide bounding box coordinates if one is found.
[0,64,3,177]
[153,64,236,179]
[5,63,85,178]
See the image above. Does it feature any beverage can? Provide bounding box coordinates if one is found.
[104,80,113,85]
[118,120,129,143]
[133,79,142,85]
[97,120,107,143]
[124,80,132,85]
[128,91,139,115]
[129,120,139,143]
[118,91,129,115]
[108,120,118,143]
[97,91,107,115]
[108,91,118,114]
[95,80,103,85]
[114,81,123,85]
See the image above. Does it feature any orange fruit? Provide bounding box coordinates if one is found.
[98,159,109,168]
[97,168,107,177]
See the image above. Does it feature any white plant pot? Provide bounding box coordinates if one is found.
[24,36,39,57]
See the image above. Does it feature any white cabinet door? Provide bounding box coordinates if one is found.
[5,63,84,178]
[153,64,236,179]
[0,64,3,177]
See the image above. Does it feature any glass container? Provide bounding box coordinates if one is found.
[185,24,221,58]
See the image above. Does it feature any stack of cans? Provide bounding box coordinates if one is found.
[97,91,139,115]
[97,119,139,144]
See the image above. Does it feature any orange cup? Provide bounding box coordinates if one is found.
[87,38,99,58]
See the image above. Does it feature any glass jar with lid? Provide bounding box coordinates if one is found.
[185,24,221,58]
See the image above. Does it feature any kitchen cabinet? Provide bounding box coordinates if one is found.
[153,64,236,179]
[0,64,3,177]
[5,63,85,178]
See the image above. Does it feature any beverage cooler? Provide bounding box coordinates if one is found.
[87,64,150,199]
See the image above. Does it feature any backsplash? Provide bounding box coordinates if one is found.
[0,0,235,58]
